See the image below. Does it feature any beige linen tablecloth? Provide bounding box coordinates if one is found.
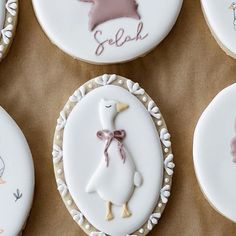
[0,0,235,235]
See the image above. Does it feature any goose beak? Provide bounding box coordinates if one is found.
[116,103,129,112]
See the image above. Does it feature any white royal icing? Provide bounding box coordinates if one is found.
[201,0,236,58]
[0,1,6,34]
[193,83,236,222]
[0,0,18,60]
[53,75,174,236]
[0,107,34,236]
[32,0,182,64]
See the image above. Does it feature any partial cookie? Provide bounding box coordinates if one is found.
[0,107,34,235]
[201,0,236,59]
[0,0,18,62]
[53,74,174,235]
[32,0,182,64]
[193,84,236,222]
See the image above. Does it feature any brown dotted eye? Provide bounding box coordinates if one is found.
[105,105,112,108]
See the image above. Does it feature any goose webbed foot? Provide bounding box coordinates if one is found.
[121,203,132,218]
[105,201,114,221]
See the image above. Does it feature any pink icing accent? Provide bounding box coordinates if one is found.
[80,0,140,31]
[231,119,236,163]
[94,21,148,56]
[97,130,126,167]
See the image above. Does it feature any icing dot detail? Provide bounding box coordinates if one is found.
[139,228,144,234]
[157,120,162,126]
[57,169,63,175]
[85,224,90,230]
[158,203,162,208]
[0,45,4,52]
[88,83,93,89]
[142,96,147,102]
[118,80,123,84]
[56,135,61,140]
[164,148,169,153]
[67,200,72,206]
[165,178,169,183]
[8,17,13,23]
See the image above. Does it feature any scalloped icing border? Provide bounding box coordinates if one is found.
[0,0,18,61]
[52,74,175,236]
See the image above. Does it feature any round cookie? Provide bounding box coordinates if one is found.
[32,0,182,64]
[52,74,174,235]
[201,0,236,59]
[193,83,236,222]
[0,0,18,62]
[0,107,34,235]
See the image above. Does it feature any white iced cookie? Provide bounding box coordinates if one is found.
[201,0,236,59]
[0,0,18,62]
[193,83,236,222]
[53,74,174,235]
[32,0,182,64]
[0,107,34,235]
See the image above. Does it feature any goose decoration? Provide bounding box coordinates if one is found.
[86,98,143,221]
[0,156,5,184]
[229,2,236,30]
[0,107,35,235]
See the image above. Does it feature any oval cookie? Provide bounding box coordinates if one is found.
[0,107,34,235]
[201,0,236,59]
[0,0,18,62]
[193,83,236,222]
[53,74,174,235]
[32,0,182,64]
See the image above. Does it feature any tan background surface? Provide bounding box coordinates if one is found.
[0,0,236,235]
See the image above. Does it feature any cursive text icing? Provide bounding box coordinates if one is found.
[94,22,148,56]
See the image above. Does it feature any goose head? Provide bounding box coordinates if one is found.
[99,99,129,130]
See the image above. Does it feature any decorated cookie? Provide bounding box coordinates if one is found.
[32,0,182,64]
[0,107,34,235]
[201,0,236,59]
[0,0,18,62]
[193,83,236,222]
[52,74,174,235]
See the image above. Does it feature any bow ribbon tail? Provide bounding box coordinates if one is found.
[104,138,112,167]
[118,142,126,164]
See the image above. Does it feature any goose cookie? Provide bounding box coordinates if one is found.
[32,0,182,64]
[193,83,236,222]
[0,107,34,235]
[201,0,236,59]
[52,74,174,235]
[0,0,18,62]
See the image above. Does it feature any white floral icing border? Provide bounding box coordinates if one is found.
[0,0,18,60]
[52,74,174,236]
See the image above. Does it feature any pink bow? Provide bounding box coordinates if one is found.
[97,130,126,167]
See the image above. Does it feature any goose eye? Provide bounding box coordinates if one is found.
[105,105,112,108]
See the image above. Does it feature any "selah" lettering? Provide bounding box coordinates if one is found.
[94,22,148,56]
